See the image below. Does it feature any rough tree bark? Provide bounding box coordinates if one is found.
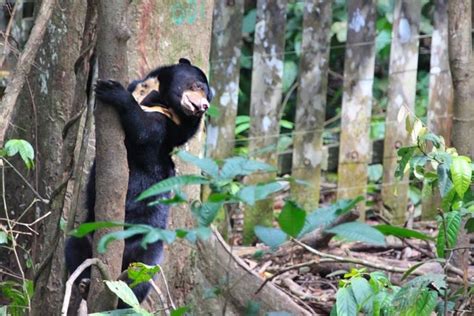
[336,0,377,219]
[422,0,453,220]
[447,0,473,304]
[291,0,332,211]
[127,0,214,308]
[381,0,421,224]
[206,0,244,160]
[87,0,130,312]
[0,0,54,146]
[0,1,93,315]
[245,0,287,244]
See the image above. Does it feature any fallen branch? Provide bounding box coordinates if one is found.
[62,258,111,316]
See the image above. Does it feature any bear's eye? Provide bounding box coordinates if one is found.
[142,83,148,89]
[191,82,202,91]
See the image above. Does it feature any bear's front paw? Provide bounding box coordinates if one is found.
[95,79,131,109]
[78,278,90,299]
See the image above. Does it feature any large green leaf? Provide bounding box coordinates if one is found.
[242,9,256,34]
[104,281,151,315]
[375,225,433,241]
[436,211,461,258]
[191,201,223,227]
[4,139,35,169]
[450,156,472,198]
[336,287,357,316]
[236,182,283,206]
[98,226,150,253]
[140,229,176,248]
[254,226,287,249]
[351,277,373,311]
[136,175,210,201]
[278,201,306,237]
[415,289,438,316]
[176,151,219,177]
[69,221,124,238]
[326,222,385,246]
[220,157,276,180]
[298,197,364,237]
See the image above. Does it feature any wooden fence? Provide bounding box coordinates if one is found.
[207,0,452,224]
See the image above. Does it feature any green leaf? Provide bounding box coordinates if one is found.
[465,217,474,233]
[4,139,35,169]
[282,60,298,93]
[242,9,256,34]
[171,307,189,316]
[437,163,453,198]
[235,122,250,135]
[98,226,150,253]
[140,229,176,248]
[336,287,357,316]
[450,156,472,198]
[191,201,223,227]
[416,289,437,316]
[104,281,151,315]
[136,175,210,201]
[375,225,433,241]
[351,277,373,310]
[235,115,250,125]
[436,211,461,257]
[127,263,160,288]
[254,226,287,249]
[278,200,306,237]
[176,151,219,177]
[0,231,7,244]
[220,157,276,180]
[237,182,283,206]
[326,222,386,246]
[395,146,417,179]
[104,280,139,308]
[298,197,363,237]
[69,221,124,238]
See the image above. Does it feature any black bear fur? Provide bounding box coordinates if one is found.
[65,58,211,306]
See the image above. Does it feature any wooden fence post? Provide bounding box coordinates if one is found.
[244,0,287,244]
[381,0,421,224]
[291,0,332,211]
[336,0,377,219]
[422,0,453,220]
[206,0,244,159]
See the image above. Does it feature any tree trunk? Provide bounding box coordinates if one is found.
[291,0,332,211]
[447,0,473,304]
[422,0,453,220]
[336,0,377,219]
[245,0,287,244]
[87,0,130,312]
[127,0,214,308]
[381,0,421,224]
[206,0,244,160]
[0,1,93,315]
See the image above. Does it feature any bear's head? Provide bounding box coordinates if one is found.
[143,58,212,118]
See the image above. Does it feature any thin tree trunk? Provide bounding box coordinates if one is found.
[422,0,453,220]
[291,0,332,211]
[206,0,244,160]
[382,0,421,224]
[336,0,377,219]
[447,0,473,305]
[244,0,287,244]
[87,0,130,312]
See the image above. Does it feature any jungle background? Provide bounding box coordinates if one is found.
[0,0,472,315]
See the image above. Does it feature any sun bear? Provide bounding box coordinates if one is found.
[65,58,211,306]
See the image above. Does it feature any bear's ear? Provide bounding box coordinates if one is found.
[179,58,191,65]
